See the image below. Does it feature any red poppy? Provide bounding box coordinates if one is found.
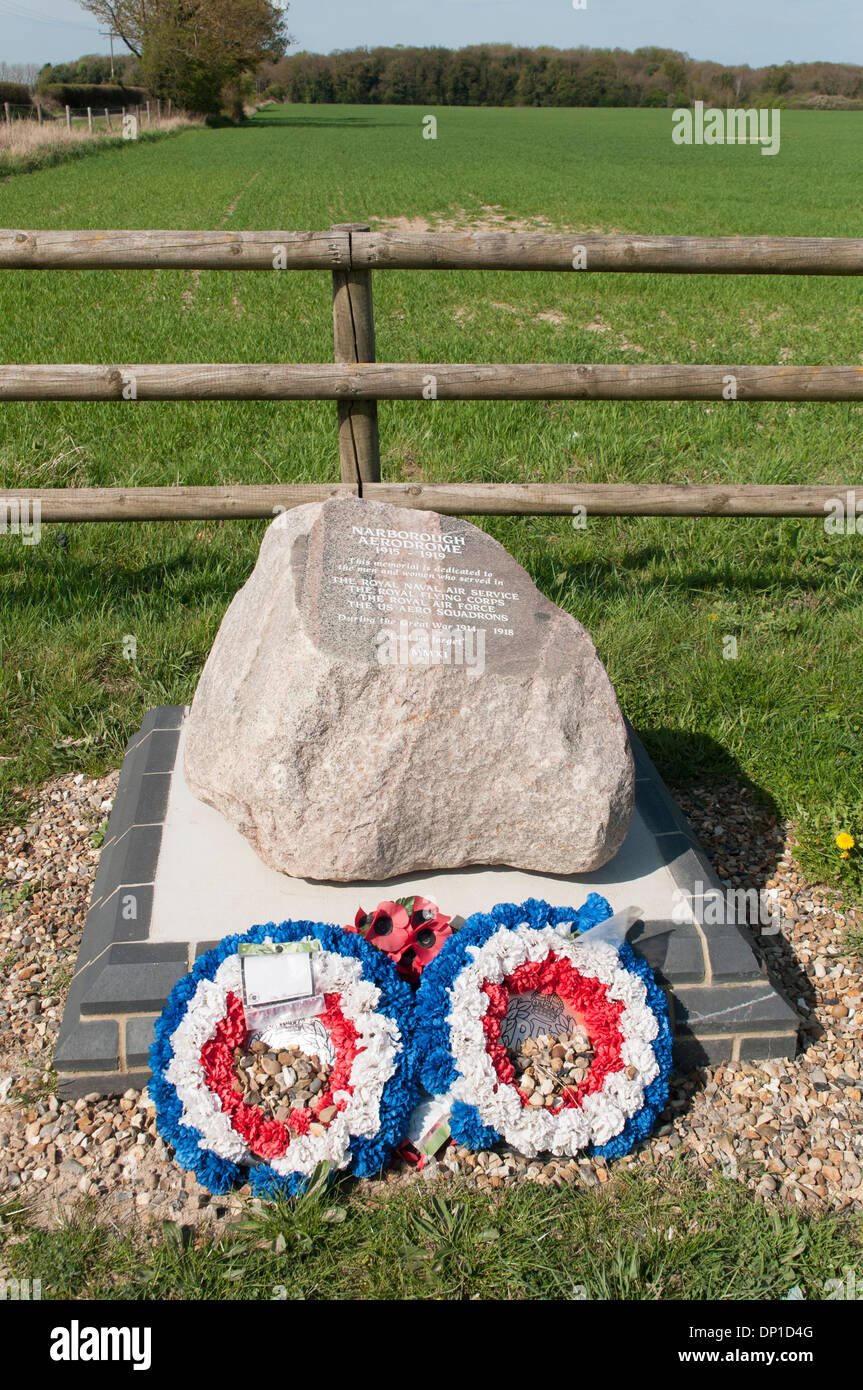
[349,897,453,982]
[354,900,412,956]
[400,897,453,982]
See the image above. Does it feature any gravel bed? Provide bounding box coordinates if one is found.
[1,770,861,1228]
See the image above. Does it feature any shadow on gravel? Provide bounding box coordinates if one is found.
[647,729,819,1059]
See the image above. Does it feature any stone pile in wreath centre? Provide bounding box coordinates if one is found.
[55,497,798,1100]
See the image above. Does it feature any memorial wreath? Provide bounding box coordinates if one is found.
[149,920,417,1196]
[413,898,672,1159]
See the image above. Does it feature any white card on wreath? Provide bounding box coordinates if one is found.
[241,949,313,1008]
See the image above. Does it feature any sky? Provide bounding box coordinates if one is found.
[0,0,861,70]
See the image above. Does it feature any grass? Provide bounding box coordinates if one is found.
[0,880,37,916]
[1,110,862,1299]
[0,104,862,896]
[0,115,200,179]
[2,1160,860,1300]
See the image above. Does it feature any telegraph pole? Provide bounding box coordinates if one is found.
[99,30,116,81]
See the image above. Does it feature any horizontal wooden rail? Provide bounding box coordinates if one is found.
[2,363,862,402]
[0,484,354,521]
[0,230,351,270]
[368,483,857,517]
[3,483,855,521]
[353,232,863,275]
[3,229,863,274]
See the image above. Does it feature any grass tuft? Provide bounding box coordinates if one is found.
[2,1162,861,1301]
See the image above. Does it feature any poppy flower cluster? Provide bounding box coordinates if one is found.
[349,896,452,983]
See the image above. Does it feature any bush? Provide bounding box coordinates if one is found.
[797,92,863,110]
[39,83,147,109]
[222,74,255,121]
[0,82,32,107]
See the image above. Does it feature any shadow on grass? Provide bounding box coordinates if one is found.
[0,540,254,616]
[525,539,857,609]
[638,725,778,795]
[247,114,404,129]
[6,532,853,627]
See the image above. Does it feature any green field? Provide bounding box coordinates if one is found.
[1,104,862,890]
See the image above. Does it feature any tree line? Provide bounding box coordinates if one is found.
[35,54,141,90]
[259,45,863,110]
[19,36,863,115]
[0,62,42,88]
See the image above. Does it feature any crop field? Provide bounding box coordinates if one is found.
[1,103,862,890]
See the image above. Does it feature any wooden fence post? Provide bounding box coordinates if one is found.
[65,105,71,130]
[3,103,9,124]
[36,103,42,124]
[87,107,93,132]
[330,222,381,486]
[146,101,151,124]
[105,108,111,130]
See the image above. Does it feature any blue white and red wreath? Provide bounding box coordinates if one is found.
[414,897,673,1160]
[149,920,417,1197]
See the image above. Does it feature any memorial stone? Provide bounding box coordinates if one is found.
[183,497,635,880]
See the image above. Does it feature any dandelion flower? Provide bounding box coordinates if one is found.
[836,832,855,851]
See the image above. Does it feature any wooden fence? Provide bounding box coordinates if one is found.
[2,223,862,521]
[2,102,172,126]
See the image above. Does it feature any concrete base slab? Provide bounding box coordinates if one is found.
[56,707,799,1096]
[152,724,694,942]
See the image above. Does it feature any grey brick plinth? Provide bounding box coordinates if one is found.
[126,1015,158,1070]
[80,943,188,1016]
[673,983,798,1035]
[59,1070,152,1102]
[56,706,800,1097]
[55,1018,119,1072]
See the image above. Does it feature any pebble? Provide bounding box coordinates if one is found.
[431,785,863,1207]
[510,1027,595,1108]
[2,768,862,1225]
